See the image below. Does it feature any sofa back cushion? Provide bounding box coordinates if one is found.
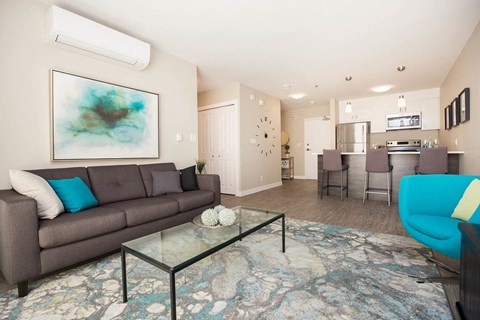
[87,165,146,205]
[139,163,177,197]
[29,167,91,188]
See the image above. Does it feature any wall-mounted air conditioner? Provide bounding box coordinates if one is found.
[46,5,150,70]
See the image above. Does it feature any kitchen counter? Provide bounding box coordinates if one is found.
[313,151,464,155]
[317,151,463,202]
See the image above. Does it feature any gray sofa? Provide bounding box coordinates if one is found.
[0,163,220,297]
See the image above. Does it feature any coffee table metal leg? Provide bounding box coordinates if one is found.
[282,215,285,253]
[121,248,127,303]
[170,271,176,319]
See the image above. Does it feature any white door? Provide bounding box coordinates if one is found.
[198,104,237,194]
[304,117,332,179]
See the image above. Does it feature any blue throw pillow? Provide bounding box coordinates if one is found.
[48,177,98,213]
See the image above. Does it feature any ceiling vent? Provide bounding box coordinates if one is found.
[46,5,150,70]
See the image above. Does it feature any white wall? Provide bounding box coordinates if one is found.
[0,0,198,189]
[440,20,480,174]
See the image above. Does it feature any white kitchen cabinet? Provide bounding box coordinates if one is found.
[385,98,422,116]
[421,97,440,130]
[339,103,371,123]
[339,88,440,132]
[369,104,386,133]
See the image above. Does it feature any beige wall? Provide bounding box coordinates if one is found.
[239,84,281,192]
[198,83,281,194]
[198,83,240,107]
[0,0,198,189]
[281,105,330,177]
[440,21,480,174]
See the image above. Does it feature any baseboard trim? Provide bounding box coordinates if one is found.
[294,175,306,179]
[237,181,283,197]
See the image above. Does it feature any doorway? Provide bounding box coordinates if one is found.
[304,117,333,179]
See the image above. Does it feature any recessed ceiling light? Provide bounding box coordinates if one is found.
[371,85,392,93]
[290,93,305,100]
[345,76,352,81]
[282,84,291,89]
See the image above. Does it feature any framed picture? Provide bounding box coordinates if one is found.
[459,87,470,123]
[51,70,159,160]
[451,97,460,127]
[444,105,452,130]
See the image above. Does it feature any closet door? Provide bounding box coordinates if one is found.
[198,104,236,195]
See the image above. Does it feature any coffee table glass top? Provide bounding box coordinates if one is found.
[122,206,283,271]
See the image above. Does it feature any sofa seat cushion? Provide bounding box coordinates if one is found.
[38,207,126,249]
[406,214,462,240]
[163,190,214,212]
[105,197,179,227]
[87,165,146,205]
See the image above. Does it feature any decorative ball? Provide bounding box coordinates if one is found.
[218,208,236,226]
[201,209,219,226]
[214,205,226,212]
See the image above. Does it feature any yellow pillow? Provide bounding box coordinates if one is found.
[451,179,480,221]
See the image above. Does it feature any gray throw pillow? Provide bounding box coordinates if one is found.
[152,171,183,196]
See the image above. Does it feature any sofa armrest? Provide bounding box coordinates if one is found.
[196,174,221,206]
[0,190,41,285]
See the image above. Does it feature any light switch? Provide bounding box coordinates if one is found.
[176,133,183,142]
[189,134,197,142]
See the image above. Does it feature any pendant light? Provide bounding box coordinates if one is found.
[345,102,352,113]
[345,76,353,113]
[397,66,406,110]
[398,95,406,108]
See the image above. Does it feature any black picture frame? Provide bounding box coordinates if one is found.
[459,87,470,123]
[451,97,460,127]
[445,105,452,130]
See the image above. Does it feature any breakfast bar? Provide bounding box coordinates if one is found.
[316,151,464,202]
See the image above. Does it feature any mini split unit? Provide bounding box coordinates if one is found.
[46,5,150,70]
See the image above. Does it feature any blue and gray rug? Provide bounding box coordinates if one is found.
[0,219,451,319]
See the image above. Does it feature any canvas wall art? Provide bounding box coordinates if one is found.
[51,70,159,160]
[459,87,470,123]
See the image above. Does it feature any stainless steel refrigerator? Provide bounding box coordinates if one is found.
[336,122,370,153]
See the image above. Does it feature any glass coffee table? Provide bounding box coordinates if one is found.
[121,206,285,319]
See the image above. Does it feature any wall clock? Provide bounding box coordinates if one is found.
[256,116,276,156]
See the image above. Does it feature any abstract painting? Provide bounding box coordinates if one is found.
[51,70,159,160]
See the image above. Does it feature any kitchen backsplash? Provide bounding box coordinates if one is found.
[370,129,439,148]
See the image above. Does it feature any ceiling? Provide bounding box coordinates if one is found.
[39,0,480,109]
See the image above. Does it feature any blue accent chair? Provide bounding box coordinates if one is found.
[399,174,480,259]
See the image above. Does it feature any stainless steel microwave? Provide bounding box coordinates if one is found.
[386,113,421,131]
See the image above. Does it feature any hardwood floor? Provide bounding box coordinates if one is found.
[0,179,459,318]
[223,179,407,236]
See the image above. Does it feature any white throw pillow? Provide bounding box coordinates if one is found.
[9,169,64,219]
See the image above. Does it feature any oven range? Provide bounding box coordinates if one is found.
[386,139,421,152]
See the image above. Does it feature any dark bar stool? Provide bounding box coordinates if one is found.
[363,148,393,206]
[414,147,448,174]
[320,149,349,200]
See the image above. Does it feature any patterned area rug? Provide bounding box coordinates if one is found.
[0,219,452,319]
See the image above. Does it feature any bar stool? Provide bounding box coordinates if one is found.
[363,148,393,206]
[414,147,448,174]
[320,149,349,200]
